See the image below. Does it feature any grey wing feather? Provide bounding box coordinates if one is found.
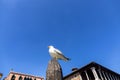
[54,49,70,61]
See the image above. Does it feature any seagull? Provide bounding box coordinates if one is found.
[48,45,70,61]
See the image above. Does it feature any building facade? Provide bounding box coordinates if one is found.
[4,71,44,80]
[64,62,120,80]
[0,73,3,80]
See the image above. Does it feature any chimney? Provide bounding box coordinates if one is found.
[72,68,78,72]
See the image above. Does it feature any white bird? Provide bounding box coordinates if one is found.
[48,45,70,61]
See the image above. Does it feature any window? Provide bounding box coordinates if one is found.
[74,74,77,77]
[96,69,102,79]
[81,72,87,80]
[26,78,29,80]
[29,78,32,80]
[87,69,95,80]
[104,72,109,80]
[24,77,27,80]
[11,75,16,80]
[19,76,22,80]
[101,71,107,80]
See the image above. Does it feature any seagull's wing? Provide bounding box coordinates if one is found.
[54,48,70,61]
[54,48,63,54]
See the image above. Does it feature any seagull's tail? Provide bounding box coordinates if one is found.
[64,57,71,61]
[60,54,71,61]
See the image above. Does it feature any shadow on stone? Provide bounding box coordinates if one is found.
[46,59,63,80]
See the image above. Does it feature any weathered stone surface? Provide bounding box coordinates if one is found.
[46,59,63,80]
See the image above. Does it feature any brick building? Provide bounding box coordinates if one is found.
[4,71,44,80]
[64,62,120,80]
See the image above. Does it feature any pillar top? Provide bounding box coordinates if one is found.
[46,59,63,80]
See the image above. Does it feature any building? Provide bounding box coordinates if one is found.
[0,73,3,80]
[64,62,120,80]
[4,71,44,80]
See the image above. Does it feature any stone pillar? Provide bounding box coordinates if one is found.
[102,71,107,80]
[79,74,82,80]
[98,69,104,80]
[114,75,118,80]
[46,59,63,80]
[91,67,100,80]
[84,71,89,80]
[105,72,110,80]
[109,73,113,80]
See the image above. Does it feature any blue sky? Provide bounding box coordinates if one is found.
[0,0,120,79]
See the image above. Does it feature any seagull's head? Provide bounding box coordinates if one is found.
[48,45,54,49]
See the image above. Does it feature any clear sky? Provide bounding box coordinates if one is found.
[0,0,120,79]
